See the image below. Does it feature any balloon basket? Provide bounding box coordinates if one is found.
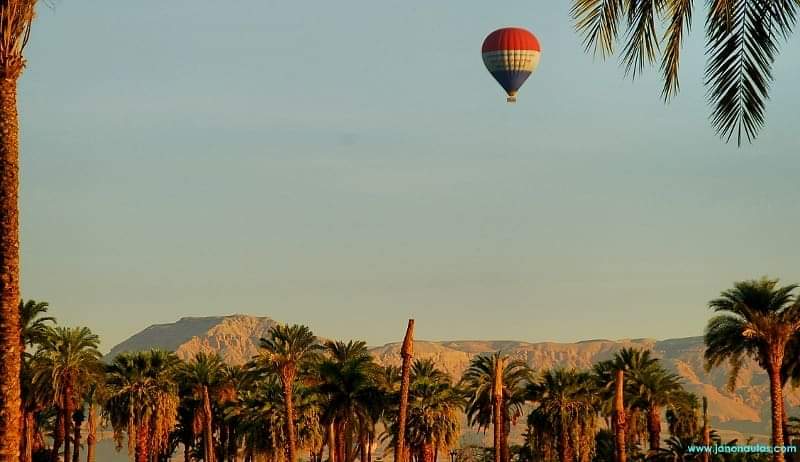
[506,96,517,103]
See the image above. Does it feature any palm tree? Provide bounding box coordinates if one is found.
[628,366,684,451]
[571,0,798,145]
[385,359,465,462]
[20,300,54,352]
[397,319,415,462]
[19,299,54,462]
[0,2,39,457]
[316,340,382,462]
[704,278,800,462]
[460,353,533,462]
[104,350,180,462]
[665,391,701,440]
[526,369,599,462]
[255,324,323,462]
[179,352,225,462]
[84,383,105,462]
[33,326,102,462]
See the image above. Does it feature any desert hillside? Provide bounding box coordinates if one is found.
[108,314,800,439]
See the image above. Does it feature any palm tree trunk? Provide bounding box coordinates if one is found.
[702,396,710,462]
[282,368,298,462]
[359,416,368,462]
[21,410,34,462]
[492,359,504,462]
[203,385,216,462]
[421,443,435,462]
[367,432,373,462]
[63,384,74,462]
[397,320,414,462]
[647,404,661,451]
[136,423,150,462]
[51,411,64,462]
[328,422,337,462]
[613,370,626,462]
[72,415,82,462]
[557,425,570,462]
[87,405,97,462]
[769,360,787,462]
[501,405,510,462]
[335,419,347,462]
[0,69,23,462]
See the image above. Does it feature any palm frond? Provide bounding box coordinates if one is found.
[621,0,663,78]
[705,0,797,145]
[660,0,693,99]
[572,0,627,57]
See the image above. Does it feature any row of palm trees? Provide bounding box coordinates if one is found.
[21,307,713,462]
[15,277,800,462]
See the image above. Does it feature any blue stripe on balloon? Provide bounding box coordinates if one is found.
[489,70,532,94]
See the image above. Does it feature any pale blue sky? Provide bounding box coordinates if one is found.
[18,1,800,351]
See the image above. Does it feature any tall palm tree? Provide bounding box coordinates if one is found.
[397,319,415,462]
[594,348,659,462]
[19,299,54,462]
[0,2,38,457]
[704,277,800,462]
[255,324,323,462]
[571,0,798,145]
[628,366,684,451]
[384,359,465,462]
[104,350,180,462]
[316,340,382,462]
[460,353,533,462]
[33,326,102,462]
[179,352,225,462]
[526,369,599,462]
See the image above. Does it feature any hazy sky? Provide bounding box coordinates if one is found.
[18,1,800,351]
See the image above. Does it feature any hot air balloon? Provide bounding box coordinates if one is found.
[481,27,541,103]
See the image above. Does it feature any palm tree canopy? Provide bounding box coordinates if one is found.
[572,0,798,145]
[34,326,102,404]
[19,299,54,351]
[460,352,533,430]
[256,324,323,377]
[704,277,800,390]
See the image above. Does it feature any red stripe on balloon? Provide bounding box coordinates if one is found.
[481,27,540,53]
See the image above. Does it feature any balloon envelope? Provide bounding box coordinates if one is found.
[482,27,541,102]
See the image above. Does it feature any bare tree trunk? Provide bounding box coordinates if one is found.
[0,69,23,462]
[328,422,337,462]
[396,320,414,462]
[282,368,298,462]
[613,370,626,462]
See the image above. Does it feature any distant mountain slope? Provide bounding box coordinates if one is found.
[107,314,279,364]
[107,315,800,439]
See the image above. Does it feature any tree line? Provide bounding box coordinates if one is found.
[16,277,800,462]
